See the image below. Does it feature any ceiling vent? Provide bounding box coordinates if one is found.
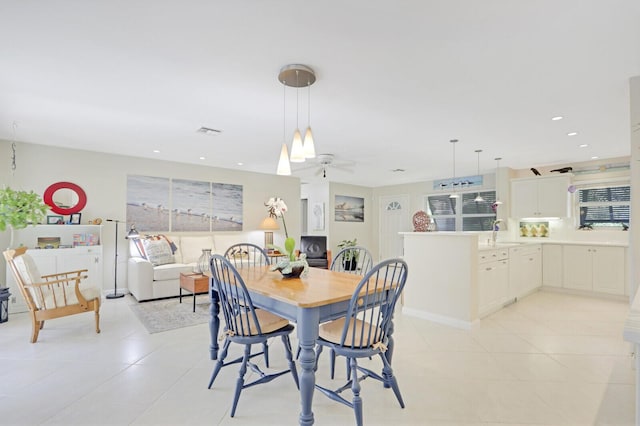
[197,127,222,135]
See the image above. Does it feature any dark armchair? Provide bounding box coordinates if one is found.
[298,236,332,269]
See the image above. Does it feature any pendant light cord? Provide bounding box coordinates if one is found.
[295,70,299,129]
[307,81,311,125]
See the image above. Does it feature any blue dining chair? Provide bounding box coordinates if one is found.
[330,246,374,275]
[207,254,299,418]
[223,242,272,365]
[327,245,374,379]
[224,243,271,269]
[314,258,408,426]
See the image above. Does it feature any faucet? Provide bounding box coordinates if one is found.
[491,219,503,247]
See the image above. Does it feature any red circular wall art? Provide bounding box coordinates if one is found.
[43,182,87,215]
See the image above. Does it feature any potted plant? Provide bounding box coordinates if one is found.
[265,197,308,278]
[0,187,48,248]
[337,238,358,271]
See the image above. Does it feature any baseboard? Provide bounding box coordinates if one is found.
[401,307,479,330]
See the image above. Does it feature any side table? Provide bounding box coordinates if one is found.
[179,273,209,312]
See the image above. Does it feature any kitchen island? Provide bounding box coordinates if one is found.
[401,231,628,330]
[400,232,482,329]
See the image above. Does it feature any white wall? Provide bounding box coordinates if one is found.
[328,183,374,259]
[630,76,640,298]
[300,182,329,236]
[0,140,300,293]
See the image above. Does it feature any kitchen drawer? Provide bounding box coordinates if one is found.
[478,248,509,264]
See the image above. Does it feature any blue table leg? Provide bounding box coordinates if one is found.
[209,281,220,360]
[297,308,319,426]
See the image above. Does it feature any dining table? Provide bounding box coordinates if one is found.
[207,265,399,426]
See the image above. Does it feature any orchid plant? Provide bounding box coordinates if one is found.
[265,197,296,261]
[265,197,308,277]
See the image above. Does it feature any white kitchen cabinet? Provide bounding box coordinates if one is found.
[563,245,625,295]
[508,245,542,299]
[511,175,571,218]
[478,249,509,318]
[542,244,563,288]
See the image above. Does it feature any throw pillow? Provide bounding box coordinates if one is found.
[141,238,175,266]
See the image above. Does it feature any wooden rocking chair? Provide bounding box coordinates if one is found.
[3,247,101,343]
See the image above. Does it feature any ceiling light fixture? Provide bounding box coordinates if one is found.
[579,144,589,148]
[303,78,316,159]
[551,116,564,121]
[494,157,503,205]
[449,139,459,199]
[276,79,292,175]
[278,64,317,167]
[567,132,578,136]
[474,149,484,202]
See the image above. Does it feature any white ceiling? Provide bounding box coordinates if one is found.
[1,1,639,187]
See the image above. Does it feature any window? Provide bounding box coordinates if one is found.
[577,184,630,228]
[426,190,496,231]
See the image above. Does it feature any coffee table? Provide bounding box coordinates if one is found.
[179,273,209,312]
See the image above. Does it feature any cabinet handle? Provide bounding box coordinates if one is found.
[486,267,492,271]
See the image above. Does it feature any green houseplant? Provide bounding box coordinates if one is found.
[337,238,358,271]
[0,187,48,248]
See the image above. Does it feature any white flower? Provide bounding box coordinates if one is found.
[266,197,288,218]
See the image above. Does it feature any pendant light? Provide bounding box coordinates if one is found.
[276,81,291,175]
[494,157,503,205]
[449,139,459,199]
[278,64,317,166]
[303,81,316,158]
[474,149,484,202]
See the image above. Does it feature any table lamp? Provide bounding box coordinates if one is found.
[259,217,279,252]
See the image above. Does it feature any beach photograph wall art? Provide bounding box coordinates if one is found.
[335,195,364,222]
[126,175,170,232]
[126,175,243,233]
[171,179,211,232]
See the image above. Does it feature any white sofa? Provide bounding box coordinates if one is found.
[127,234,256,301]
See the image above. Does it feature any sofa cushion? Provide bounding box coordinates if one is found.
[179,236,216,264]
[153,263,194,281]
[142,238,175,266]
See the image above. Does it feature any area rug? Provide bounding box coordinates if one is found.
[129,294,211,334]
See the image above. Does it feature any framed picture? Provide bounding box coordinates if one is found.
[335,195,365,222]
[47,215,64,224]
[70,213,82,225]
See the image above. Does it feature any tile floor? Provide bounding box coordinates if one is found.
[0,290,635,425]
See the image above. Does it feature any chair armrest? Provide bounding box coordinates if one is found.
[128,257,154,301]
[25,274,91,308]
[41,269,88,279]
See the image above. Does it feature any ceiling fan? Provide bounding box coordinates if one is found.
[294,153,354,178]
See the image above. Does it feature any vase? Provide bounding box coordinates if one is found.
[281,265,305,279]
[195,248,212,274]
[270,259,308,279]
[343,259,357,271]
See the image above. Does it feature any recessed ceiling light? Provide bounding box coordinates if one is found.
[567,132,578,136]
[551,116,564,121]
[237,162,244,166]
[391,168,405,172]
[591,156,599,159]
[199,156,206,160]
[579,144,589,148]
[153,150,160,153]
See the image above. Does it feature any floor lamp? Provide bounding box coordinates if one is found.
[105,219,125,299]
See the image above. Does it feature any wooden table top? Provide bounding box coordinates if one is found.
[235,266,363,308]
